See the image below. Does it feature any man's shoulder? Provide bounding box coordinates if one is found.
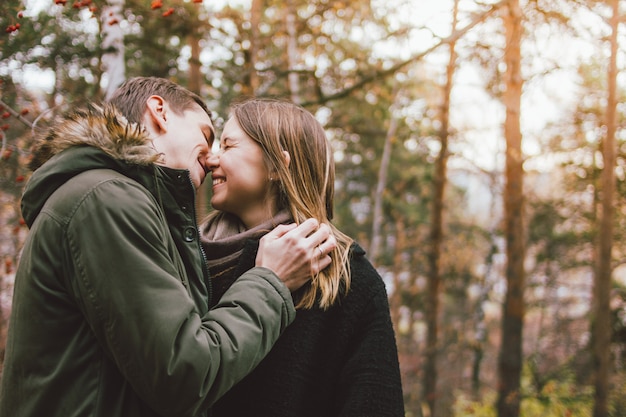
[51,168,140,200]
[44,168,154,221]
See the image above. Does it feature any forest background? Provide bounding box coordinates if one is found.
[0,0,625,416]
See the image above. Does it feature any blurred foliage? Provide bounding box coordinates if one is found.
[453,367,594,417]
[1,0,626,416]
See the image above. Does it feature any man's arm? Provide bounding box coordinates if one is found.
[66,175,295,417]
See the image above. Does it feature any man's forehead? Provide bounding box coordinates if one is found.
[187,104,216,140]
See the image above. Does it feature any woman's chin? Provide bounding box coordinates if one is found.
[210,200,227,212]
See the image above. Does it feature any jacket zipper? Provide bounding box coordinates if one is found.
[187,175,213,306]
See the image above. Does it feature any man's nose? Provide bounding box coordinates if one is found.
[206,151,220,169]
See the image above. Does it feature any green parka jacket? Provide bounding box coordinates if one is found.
[0,104,295,417]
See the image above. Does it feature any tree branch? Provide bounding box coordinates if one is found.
[0,98,33,129]
[302,0,512,107]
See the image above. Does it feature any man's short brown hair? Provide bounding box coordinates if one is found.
[108,77,211,125]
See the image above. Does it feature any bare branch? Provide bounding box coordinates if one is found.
[302,0,513,107]
[0,98,33,129]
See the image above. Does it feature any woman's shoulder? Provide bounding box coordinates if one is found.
[346,243,389,295]
[348,243,379,277]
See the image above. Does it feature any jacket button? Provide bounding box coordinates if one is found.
[183,227,196,242]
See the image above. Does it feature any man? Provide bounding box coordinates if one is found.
[0,77,335,417]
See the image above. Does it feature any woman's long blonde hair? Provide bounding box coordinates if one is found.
[229,98,352,310]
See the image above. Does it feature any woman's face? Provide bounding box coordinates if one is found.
[208,116,274,228]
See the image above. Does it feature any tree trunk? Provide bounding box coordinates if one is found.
[389,214,407,333]
[101,0,126,100]
[188,34,202,96]
[496,1,525,416]
[187,32,209,219]
[593,1,618,416]
[370,91,400,265]
[285,0,300,103]
[249,0,262,94]
[423,2,457,416]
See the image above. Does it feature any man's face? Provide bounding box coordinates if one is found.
[151,103,215,189]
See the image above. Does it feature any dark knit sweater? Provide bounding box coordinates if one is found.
[200,214,405,417]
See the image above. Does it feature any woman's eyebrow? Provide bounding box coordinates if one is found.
[220,137,235,145]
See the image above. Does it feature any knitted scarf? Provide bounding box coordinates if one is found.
[200,210,293,304]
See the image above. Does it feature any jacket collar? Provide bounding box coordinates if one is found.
[30,103,158,169]
[22,104,165,226]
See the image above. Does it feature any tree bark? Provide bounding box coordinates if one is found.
[496,1,525,416]
[593,1,618,416]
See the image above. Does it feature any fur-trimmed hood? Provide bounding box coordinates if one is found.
[22,103,161,227]
[29,103,159,170]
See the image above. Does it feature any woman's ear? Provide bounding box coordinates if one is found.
[143,95,168,134]
[269,151,290,182]
[282,150,291,168]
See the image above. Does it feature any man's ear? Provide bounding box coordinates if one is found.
[143,95,168,134]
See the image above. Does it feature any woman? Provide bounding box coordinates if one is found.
[200,98,404,417]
